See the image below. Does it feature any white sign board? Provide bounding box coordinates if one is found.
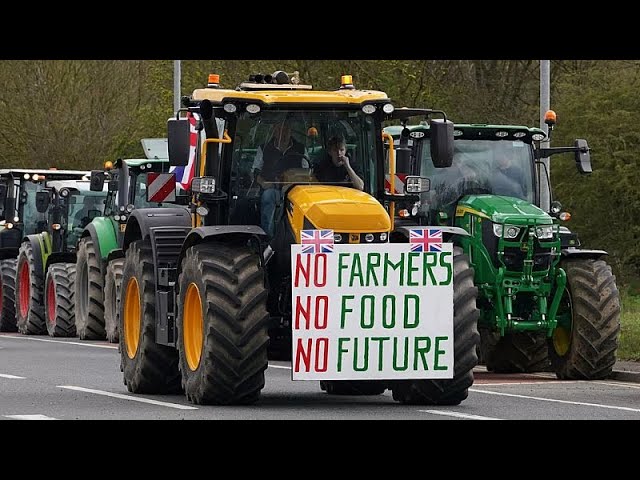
[290,231,454,381]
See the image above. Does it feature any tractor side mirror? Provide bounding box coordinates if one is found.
[90,171,106,191]
[430,119,454,168]
[35,191,51,213]
[168,117,191,167]
[575,139,592,174]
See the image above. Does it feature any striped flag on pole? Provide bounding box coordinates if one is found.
[170,112,198,190]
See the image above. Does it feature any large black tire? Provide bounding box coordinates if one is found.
[75,237,106,340]
[391,247,480,406]
[44,263,77,337]
[15,242,46,335]
[104,258,124,344]
[548,258,621,380]
[482,330,551,373]
[119,240,181,394]
[0,259,18,332]
[176,242,269,405]
[320,380,386,396]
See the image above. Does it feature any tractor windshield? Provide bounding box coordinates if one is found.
[420,139,535,215]
[229,109,379,197]
[65,191,107,247]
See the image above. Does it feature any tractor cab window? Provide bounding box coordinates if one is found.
[66,191,107,247]
[419,139,535,216]
[20,180,48,234]
[130,172,178,209]
[228,109,379,225]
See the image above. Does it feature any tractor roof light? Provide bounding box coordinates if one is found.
[362,104,376,115]
[544,110,557,127]
[340,75,355,90]
[382,103,395,114]
[532,133,546,141]
[559,212,572,221]
[207,74,220,88]
[513,132,526,138]
[495,131,509,138]
[246,104,261,114]
[23,173,30,179]
[60,188,69,197]
[104,161,113,170]
[223,103,237,114]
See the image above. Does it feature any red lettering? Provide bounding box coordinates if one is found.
[314,254,327,287]
[294,254,310,287]
[315,296,328,329]
[315,338,329,372]
[295,338,312,372]
[294,296,311,329]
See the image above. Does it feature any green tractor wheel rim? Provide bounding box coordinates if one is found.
[553,288,573,357]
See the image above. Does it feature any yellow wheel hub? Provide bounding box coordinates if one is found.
[124,277,141,359]
[553,326,571,356]
[183,283,203,371]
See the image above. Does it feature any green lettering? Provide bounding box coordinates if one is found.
[407,252,420,286]
[422,252,438,286]
[371,337,390,371]
[392,337,409,371]
[337,338,350,372]
[338,253,350,288]
[340,295,354,328]
[366,253,381,287]
[382,295,396,329]
[439,252,452,286]
[434,336,448,371]
[404,294,420,328]
[413,336,431,371]
[353,337,369,372]
[384,252,405,286]
[360,295,375,329]
[349,253,364,287]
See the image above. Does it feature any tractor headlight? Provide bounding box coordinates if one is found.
[196,206,209,217]
[493,223,520,239]
[191,177,216,194]
[126,204,135,213]
[534,225,554,239]
[13,216,19,223]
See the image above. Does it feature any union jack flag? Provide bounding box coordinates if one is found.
[300,229,334,254]
[169,112,198,190]
[409,228,443,253]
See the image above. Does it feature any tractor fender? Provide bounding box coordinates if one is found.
[122,207,191,252]
[176,225,268,273]
[81,221,113,280]
[560,247,608,260]
[21,233,50,278]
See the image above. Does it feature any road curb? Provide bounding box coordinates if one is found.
[609,370,640,383]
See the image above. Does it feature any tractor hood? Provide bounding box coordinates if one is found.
[457,195,553,226]
[287,185,390,232]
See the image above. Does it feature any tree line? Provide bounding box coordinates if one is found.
[0,60,637,287]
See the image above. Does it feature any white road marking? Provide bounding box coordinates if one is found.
[419,409,502,420]
[476,381,582,386]
[4,414,57,420]
[470,388,640,413]
[593,380,640,390]
[58,386,198,410]
[0,374,25,379]
[0,335,117,349]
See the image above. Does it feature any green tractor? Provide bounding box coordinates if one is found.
[75,145,178,343]
[15,180,108,336]
[0,169,90,332]
[384,116,620,379]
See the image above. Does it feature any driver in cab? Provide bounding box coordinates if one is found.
[251,120,309,238]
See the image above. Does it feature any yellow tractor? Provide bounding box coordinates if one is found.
[118,71,480,405]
